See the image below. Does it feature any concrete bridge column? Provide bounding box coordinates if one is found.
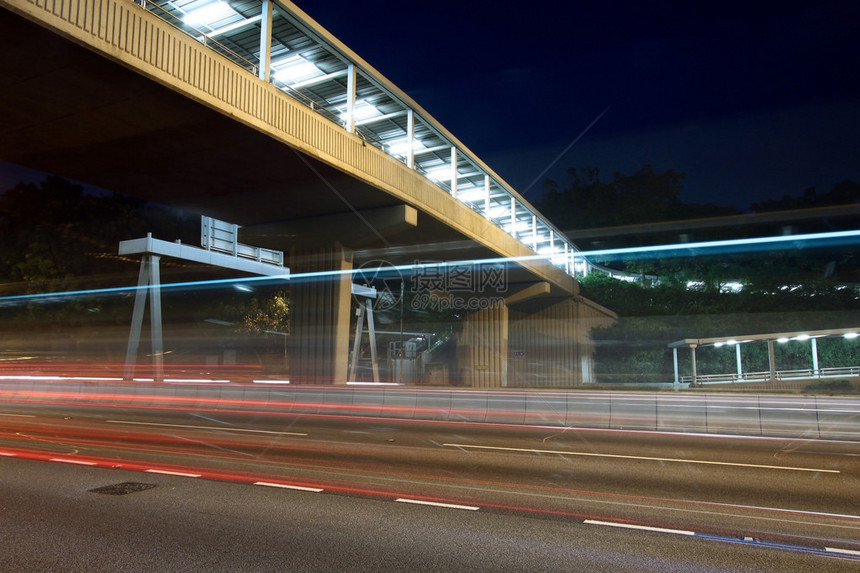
[508,297,615,387]
[456,301,509,388]
[288,246,353,385]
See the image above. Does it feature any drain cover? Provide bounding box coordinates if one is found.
[89,482,157,496]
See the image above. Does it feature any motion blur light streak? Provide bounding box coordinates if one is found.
[1,399,859,561]
[579,229,860,259]
[441,443,841,473]
[0,228,856,307]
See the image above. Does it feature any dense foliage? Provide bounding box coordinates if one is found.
[0,177,288,343]
[541,167,860,384]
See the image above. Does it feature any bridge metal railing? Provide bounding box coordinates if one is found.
[6,0,591,278]
[130,0,592,279]
[679,366,860,386]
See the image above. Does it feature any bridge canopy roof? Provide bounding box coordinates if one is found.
[140,0,582,274]
[669,327,860,349]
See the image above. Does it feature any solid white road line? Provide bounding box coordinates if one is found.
[253,481,324,492]
[443,443,840,473]
[395,498,480,511]
[145,469,201,477]
[107,420,307,437]
[584,519,696,536]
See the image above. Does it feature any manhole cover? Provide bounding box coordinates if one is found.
[88,482,157,496]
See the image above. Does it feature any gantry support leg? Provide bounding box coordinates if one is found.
[124,254,164,381]
[348,298,379,383]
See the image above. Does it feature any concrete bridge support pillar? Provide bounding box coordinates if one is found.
[288,246,353,385]
[456,301,509,388]
[508,297,614,387]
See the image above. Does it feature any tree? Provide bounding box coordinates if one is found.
[535,165,736,233]
[751,180,860,213]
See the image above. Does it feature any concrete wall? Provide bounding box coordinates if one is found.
[508,297,615,387]
[4,381,858,441]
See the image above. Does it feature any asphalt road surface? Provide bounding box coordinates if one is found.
[1,398,859,571]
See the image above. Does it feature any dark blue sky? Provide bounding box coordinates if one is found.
[2,1,857,212]
[307,0,860,210]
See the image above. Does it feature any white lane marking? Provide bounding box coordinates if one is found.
[0,413,36,418]
[443,443,840,474]
[826,547,860,556]
[0,452,17,456]
[585,519,695,536]
[107,420,307,437]
[145,469,201,478]
[395,498,480,511]
[50,458,98,466]
[253,481,323,492]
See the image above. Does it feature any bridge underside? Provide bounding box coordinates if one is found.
[0,3,616,387]
[1,11,434,249]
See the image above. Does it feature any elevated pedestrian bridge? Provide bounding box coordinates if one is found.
[0,0,586,294]
[0,0,616,386]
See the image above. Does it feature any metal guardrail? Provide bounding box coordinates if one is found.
[776,367,860,380]
[680,366,860,385]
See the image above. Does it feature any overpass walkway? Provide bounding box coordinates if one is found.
[0,0,616,387]
[0,0,589,291]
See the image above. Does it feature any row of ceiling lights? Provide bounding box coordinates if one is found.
[173,0,581,270]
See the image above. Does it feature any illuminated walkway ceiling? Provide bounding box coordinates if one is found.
[669,327,860,350]
[143,0,582,275]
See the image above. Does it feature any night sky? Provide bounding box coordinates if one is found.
[2,0,858,212]
[305,0,860,210]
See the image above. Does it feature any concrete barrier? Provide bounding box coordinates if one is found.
[523,392,569,426]
[483,391,528,425]
[759,396,822,438]
[608,393,659,431]
[381,387,417,420]
[2,379,859,440]
[701,395,763,436]
[656,395,709,434]
[448,391,490,423]
[565,393,612,429]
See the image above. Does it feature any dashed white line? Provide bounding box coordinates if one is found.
[584,519,696,536]
[49,458,98,466]
[395,498,480,511]
[0,451,17,457]
[107,420,307,437]
[443,443,840,473]
[826,547,860,556]
[0,413,36,418]
[253,481,324,492]
[145,469,201,478]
